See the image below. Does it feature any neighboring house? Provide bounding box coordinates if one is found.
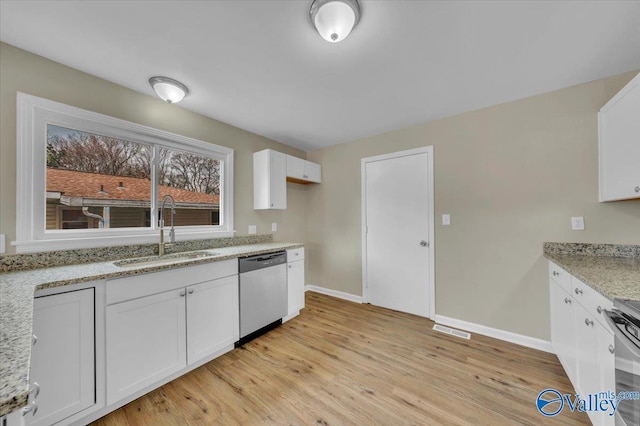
[46,168,220,229]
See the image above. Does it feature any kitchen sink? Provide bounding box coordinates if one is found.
[114,251,219,268]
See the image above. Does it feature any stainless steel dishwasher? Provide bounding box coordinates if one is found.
[237,251,287,346]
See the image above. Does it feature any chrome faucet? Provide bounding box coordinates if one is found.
[159,194,176,256]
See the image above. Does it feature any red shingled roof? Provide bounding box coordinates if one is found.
[46,168,219,205]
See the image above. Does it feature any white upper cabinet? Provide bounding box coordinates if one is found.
[286,155,322,184]
[254,149,287,210]
[598,72,640,202]
[254,149,321,210]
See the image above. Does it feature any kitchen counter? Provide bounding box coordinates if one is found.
[0,242,302,417]
[543,242,640,302]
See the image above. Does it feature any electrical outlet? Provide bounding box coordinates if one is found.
[272,223,277,232]
[571,217,585,231]
[442,214,451,226]
[248,225,257,235]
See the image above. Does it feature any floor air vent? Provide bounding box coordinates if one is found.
[433,324,471,340]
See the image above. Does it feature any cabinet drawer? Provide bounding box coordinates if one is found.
[287,247,305,261]
[572,277,613,327]
[549,261,571,294]
[106,259,237,305]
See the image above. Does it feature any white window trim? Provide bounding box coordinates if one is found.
[14,92,234,253]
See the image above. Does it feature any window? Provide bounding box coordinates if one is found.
[16,93,234,253]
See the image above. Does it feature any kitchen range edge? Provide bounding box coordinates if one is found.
[0,241,303,421]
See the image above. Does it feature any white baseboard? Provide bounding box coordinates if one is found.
[305,285,363,304]
[434,314,553,353]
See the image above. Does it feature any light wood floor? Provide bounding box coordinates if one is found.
[92,292,588,425]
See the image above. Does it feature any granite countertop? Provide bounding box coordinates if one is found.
[543,243,640,302]
[0,242,302,417]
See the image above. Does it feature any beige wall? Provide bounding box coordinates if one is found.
[0,42,309,254]
[306,70,640,341]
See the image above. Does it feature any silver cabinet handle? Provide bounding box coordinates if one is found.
[609,344,615,354]
[635,186,640,193]
[288,265,292,269]
[22,400,38,416]
[32,334,37,346]
[29,382,40,399]
[188,289,194,295]
[420,240,428,247]
[596,306,603,314]
[564,298,572,304]
[585,318,594,327]
[552,271,560,276]
[179,291,186,297]
[574,288,583,295]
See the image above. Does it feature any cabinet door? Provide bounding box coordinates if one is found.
[254,149,287,210]
[599,72,640,201]
[549,281,576,381]
[287,260,305,315]
[596,323,616,426]
[303,161,322,183]
[575,305,600,399]
[286,155,304,180]
[106,289,186,405]
[186,275,239,365]
[28,289,95,426]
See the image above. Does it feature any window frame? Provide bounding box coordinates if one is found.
[15,93,234,253]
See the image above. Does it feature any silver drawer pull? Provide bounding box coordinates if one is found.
[564,298,572,304]
[574,288,583,296]
[29,382,40,399]
[179,291,186,297]
[596,306,602,314]
[552,271,560,276]
[585,318,594,327]
[32,334,37,346]
[609,344,615,354]
[288,265,292,269]
[22,401,38,416]
[188,289,194,295]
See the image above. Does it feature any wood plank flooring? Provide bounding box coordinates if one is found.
[92,292,589,425]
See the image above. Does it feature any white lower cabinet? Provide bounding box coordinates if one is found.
[549,281,576,379]
[28,288,95,426]
[285,248,305,320]
[106,288,187,405]
[186,275,239,365]
[105,261,239,406]
[549,262,615,426]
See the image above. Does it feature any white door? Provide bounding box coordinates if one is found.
[29,289,95,426]
[106,288,186,405]
[363,147,434,318]
[186,275,239,365]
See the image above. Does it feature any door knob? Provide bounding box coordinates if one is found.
[420,240,428,247]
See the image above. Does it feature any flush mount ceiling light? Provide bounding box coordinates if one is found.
[149,76,189,104]
[310,0,361,43]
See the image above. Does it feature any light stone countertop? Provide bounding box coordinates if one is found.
[544,252,640,301]
[0,242,302,417]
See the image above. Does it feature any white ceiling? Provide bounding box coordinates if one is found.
[1,1,640,152]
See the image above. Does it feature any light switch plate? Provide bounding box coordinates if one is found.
[248,225,257,235]
[272,223,277,232]
[0,234,5,254]
[442,214,451,226]
[571,217,585,231]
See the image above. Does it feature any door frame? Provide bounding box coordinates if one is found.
[361,146,435,319]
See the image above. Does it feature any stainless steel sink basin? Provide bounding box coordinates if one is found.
[114,251,219,268]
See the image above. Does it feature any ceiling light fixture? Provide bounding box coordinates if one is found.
[310,0,361,43]
[149,76,189,104]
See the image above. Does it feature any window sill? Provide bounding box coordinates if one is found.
[12,230,236,254]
